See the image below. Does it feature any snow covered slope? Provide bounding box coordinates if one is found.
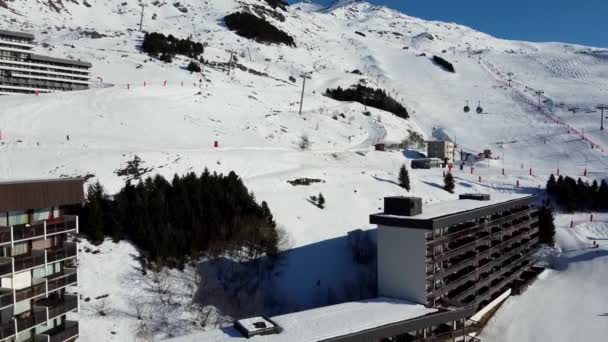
[1,0,608,341]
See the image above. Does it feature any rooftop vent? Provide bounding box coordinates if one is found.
[384,197,422,216]
[459,193,491,201]
[234,316,280,338]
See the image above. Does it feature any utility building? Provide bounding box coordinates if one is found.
[370,194,540,311]
[427,141,454,163]
[0,30,92,95]
[0,178,83,342]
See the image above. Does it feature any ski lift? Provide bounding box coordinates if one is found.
[476,101,483,114]
[463,101,470,113]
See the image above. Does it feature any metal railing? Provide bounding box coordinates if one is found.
[47,269,78,292]
[15,281,46,302]
[16,307,48,332]
[46,243,77,263]
[35,320,78,342]
[0,216,77,245]
[427,207,536,245]
[0,319,15,339]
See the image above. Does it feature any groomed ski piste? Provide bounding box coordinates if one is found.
[1,0,607,341]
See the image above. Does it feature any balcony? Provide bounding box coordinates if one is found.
[0,319,15,340]
[0,216,77,245]
[427,207,536,245]
[46,243,77,263]
[0,243,77,277]
[37,294,79,320]
[15,279,47,303]
[15,307,48,332]
[46,269,78,292]
[0,289,13,309]
[35,320,78,342]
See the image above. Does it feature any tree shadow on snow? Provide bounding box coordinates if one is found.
[372,175,401,187]
[195,229,378,320]
[550,249,608,271]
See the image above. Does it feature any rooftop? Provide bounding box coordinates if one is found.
[370,193,536,230]
[0,29,35,40]
[0,178,84,211]
[166,297,437,342]
[30,54,93,68]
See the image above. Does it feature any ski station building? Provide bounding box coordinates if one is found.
[168,193,542,342]
[0,178,83,342]
[0,30,92,95]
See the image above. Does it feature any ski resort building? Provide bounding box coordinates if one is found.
[169,194,543,342]
[0,30,92,95]
[427,141,454,163]
[0,178,83,342]
[370,194,540,311]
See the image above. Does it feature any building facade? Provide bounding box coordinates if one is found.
[427,141,454,163]
[370,194,540,312]
[0,30,92,95]
[0,178,84,342]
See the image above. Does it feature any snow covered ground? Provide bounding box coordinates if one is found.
[480,216,608,342]
[1,0,607,341]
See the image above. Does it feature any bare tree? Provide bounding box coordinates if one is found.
[94,298,111,317]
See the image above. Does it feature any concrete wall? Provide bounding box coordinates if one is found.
[377,225,427,304]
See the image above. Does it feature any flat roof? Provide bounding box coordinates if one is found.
[371,193,536,230]
[166,298,437,342]
[30,54,92,68]
[0,29,35,40]
[0,178,84,211]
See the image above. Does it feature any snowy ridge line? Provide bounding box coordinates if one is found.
[479,57,608,154]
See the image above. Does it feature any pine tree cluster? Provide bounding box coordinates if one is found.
[263,0,288,10]
[82,170,280,268]
[224,12,295,47]
[537,206,556,247]
[325,84,409,119]
[432,55,456,73]
[546,174,608,212]
[142,32,205,60]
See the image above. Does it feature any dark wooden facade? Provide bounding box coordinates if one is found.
[0,178,84,212]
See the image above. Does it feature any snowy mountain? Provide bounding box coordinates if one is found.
[1,0,608,341]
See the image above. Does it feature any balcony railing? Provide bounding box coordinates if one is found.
[0,319,15,340]
[35,320,78,342]
[0,243,78,278]
[0,216,77,245]
[37,294,79,320]
[15,280,46,303]
[427,207,536,245]
[46,269,78,292]
[46,243,77,263]
[12,250,46,274]
[0,289,13,309]
[16,307,48,332]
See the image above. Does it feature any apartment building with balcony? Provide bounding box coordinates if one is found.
[370,193,540,312]
[0,178,84,342]
[0,30,92,95]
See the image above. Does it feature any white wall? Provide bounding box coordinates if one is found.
[12,270,32,290]
[377,225,427,304]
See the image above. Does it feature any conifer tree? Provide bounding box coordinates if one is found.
[538,206,556,247]
[398,164,411,191]
[546,174,557,195]
[443,173,455,193]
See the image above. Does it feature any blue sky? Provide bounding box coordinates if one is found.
[289,0,607,47]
